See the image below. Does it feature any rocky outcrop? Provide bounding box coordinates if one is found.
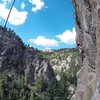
[0,26,54,86]
[48,49,79,71]
[71,0,100,100]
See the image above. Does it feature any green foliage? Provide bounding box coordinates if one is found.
[43,48,80,99]
[45,72,72,100]
[0,48,80,100]
[0,72,19,100]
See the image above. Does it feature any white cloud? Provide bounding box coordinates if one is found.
[0,3,28,26]
[29,36,59,47]
[45,47,51,50]
[29,0,46,12]
[21,2,26,9]
[56,27,76,45]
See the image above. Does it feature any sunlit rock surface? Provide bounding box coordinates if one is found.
[71,0,100,100]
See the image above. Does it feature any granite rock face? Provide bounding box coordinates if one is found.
[71,0,100,100]
[0,26,54,85]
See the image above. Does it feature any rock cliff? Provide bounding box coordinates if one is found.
[71,0,100,100]
[0,26,54,86]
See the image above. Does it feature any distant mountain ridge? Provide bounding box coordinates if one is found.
[42,48,79,71]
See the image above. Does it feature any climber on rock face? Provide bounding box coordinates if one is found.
[76,40,85,65]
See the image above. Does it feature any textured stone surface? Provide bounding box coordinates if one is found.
[0,26,54,85]
[71,0,100,100]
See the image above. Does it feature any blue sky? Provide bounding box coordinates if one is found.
[0,0,76,50]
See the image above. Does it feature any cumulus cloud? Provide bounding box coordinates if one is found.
[0,3,28,26]
[56,27,76,45]
[29,36,58,47]
[29,0,46,12]
[21,2,26,9]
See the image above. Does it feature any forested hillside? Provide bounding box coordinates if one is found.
[0,26,80,100]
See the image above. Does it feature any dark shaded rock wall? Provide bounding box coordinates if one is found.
[0,26,54,86]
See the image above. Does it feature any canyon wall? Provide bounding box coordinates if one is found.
[71,0,100,100]
[0,26,54,86]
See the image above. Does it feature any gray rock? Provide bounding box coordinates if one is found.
[0,26,55,86]
[71,0,100,100]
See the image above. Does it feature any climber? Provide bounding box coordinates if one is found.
[76,40,85,64]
